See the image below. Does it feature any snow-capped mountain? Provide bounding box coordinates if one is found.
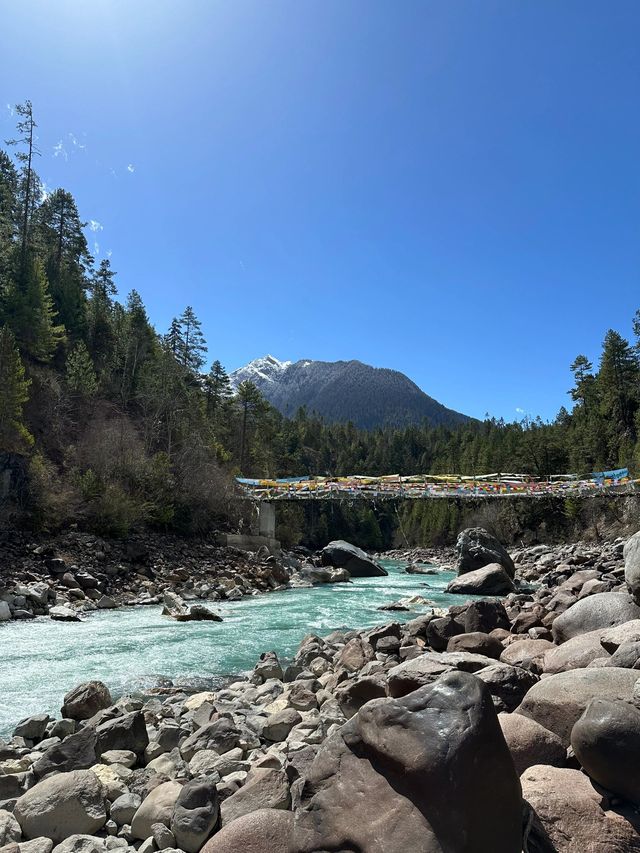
[229,356,472,430]
[229,355,292,388]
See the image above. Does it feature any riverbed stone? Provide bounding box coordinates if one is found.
[624,530,640,604]
[294,670,522,853]
[551,592,640,644]
[131,781,182,840]
[33,728,98,780]
[571,698,640,805]
[170,779,219,853]
[50,835,107,853]
[455,527,515,578]
[109,793,141,827]
[600,618,640,652]
[445,563,515,596]
[463,598,510,633]
[0,810,21,845]
[61,684,113,722]
[219,768,290,827]
[500,638,554,673]
[95,712,148,758]
[543,629,610,674]
[516,666,640,744]
[498,713,565,776]
[521,765,640,852]
[260,709,302,743]
[14,770,107,843]
[475,662,538,712]
[199,809,292,853]
[13,715,50,742]
[446,631,503,658]
[320,541,387,578]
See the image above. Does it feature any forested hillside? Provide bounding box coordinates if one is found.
[1,103,640,536]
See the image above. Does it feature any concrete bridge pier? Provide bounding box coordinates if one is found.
[221,500,281,555]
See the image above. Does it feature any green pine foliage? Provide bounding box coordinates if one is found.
[0,326,33,452]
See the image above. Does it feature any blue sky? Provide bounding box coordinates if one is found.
[2,0,639,421]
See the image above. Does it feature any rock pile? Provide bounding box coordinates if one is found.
[3,528,640,851]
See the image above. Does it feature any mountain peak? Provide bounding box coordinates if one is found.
[229,356,472,430]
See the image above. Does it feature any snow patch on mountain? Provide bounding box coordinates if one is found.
[229,354,292,389]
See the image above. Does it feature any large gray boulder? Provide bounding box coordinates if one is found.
[294,671,522,853]
[455,527,515,578]
[33,727,98,780]
[61,683,112,722]
[498,713,565,776]
[95,711,148,758]
[0,809,21,845]
[445,563,515,596]
[551,592,640,644]
[516,666,640,745]
[220,768,290,827]
[521,765,640,852]
[624,530,640,603]
[14,770,106,843]
[131,781,182,840]
[170,779,219,853]
[600,618,640,652]
[200,809,293,853]
[320,541,387,578]
[571,698,640,805]
[542,629,610,674]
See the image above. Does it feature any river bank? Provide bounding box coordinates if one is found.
[1,530,640,850]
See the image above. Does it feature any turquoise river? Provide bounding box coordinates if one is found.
[0,559,469,736]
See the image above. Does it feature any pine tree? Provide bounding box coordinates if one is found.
[179,306,207,373]
[66,341,97,397]
[0,326,33,451]
[4,257,65,361]
[204,360,232,418]
[236,380,269,474]
[598,330,639,445]
[5,100,39,265]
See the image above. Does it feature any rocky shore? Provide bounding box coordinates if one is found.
[2,529,640,851]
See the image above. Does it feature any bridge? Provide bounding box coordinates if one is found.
[236,468,636,502]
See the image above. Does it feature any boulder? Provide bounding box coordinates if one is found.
[607,640,640,668]
[49,607,80,623]
[50,836,106,853]
[13,715,50,741]
[61,683,112,722]
[551,592,640,644]
[498,713,565,776]
[446,631,503,659]
[162,591,221,622]
[521,765,640,852]
[320,541,387,578]
[33,727,98,779]
[261,709,302,743]
[463,599,510,633]
[600,618,640,652]
[170,779,219,853]
[252,652,284,683]
[474,662,538,712]
[199,809,292,853]
[543,629,610,674]
[131,781,182,840]
[109,792,141,826]
[624,530,640,603]
[95,711,148,757]
[571,698,640,805]
[516,666,639,745]
[294,671,522,853]
[454,527,515,578]
[220,768,290,827]
[500,639,554,674]
[14,770,106,843]
[180,719,240,761]
[336,637,374,673]
[445,563,515,596]
[334,675,387,719]
[0,602,11,621]
[0,809,21,845]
